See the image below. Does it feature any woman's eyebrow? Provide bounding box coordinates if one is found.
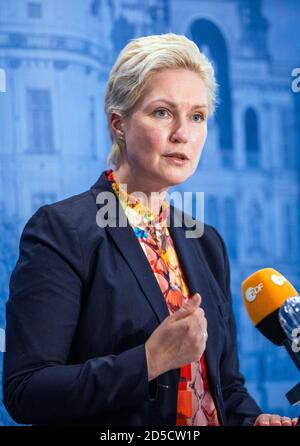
[148,99,208,109]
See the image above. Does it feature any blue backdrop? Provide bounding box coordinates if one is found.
[0,0,299,425]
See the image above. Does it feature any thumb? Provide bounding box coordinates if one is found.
[174,293,201,320]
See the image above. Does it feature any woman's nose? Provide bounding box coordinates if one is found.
[170,121,189,143]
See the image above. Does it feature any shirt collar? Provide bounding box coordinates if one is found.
[105,169,170,229]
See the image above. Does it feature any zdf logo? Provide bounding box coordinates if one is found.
[245,283,263,302]
[291,68,300,93]
[270,274,287,286]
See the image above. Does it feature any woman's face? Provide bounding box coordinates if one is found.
[115,68,209,190]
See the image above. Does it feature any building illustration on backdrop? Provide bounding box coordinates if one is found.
[0,0,299,424]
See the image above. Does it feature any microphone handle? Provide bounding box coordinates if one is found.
[282,345,300,423]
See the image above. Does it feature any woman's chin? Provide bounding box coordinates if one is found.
[158,157,194,185]
[159,168,191,187]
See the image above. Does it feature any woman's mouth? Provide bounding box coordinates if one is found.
[163,153,189,165]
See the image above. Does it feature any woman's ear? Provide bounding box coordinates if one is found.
[110,112,124,139]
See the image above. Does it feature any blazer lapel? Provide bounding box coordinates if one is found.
[168,207,221,383]
[90,171,170,324]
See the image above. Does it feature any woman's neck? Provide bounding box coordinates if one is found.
[113,165,168,216]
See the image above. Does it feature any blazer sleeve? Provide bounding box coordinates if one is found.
[209,226,263,426]
[2,205,158,425]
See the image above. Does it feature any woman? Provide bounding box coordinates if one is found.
[2,33,297,426]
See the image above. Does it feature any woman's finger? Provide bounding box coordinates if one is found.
[255,414,270,426]
[173,293,201,321]
[270,414,282,426]
[281,416,292,426]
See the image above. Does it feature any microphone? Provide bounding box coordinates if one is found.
[241,268,299,347]
[242,268,300,412]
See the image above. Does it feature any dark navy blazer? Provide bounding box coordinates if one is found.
[2,171,262,426]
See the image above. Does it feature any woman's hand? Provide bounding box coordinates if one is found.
[254,414,298,426]
[145,293,207,381]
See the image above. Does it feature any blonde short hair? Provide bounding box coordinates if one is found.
[104,33,217,169]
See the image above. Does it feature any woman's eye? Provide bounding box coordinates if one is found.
[154,109,168,117]
[193,113,205,122]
